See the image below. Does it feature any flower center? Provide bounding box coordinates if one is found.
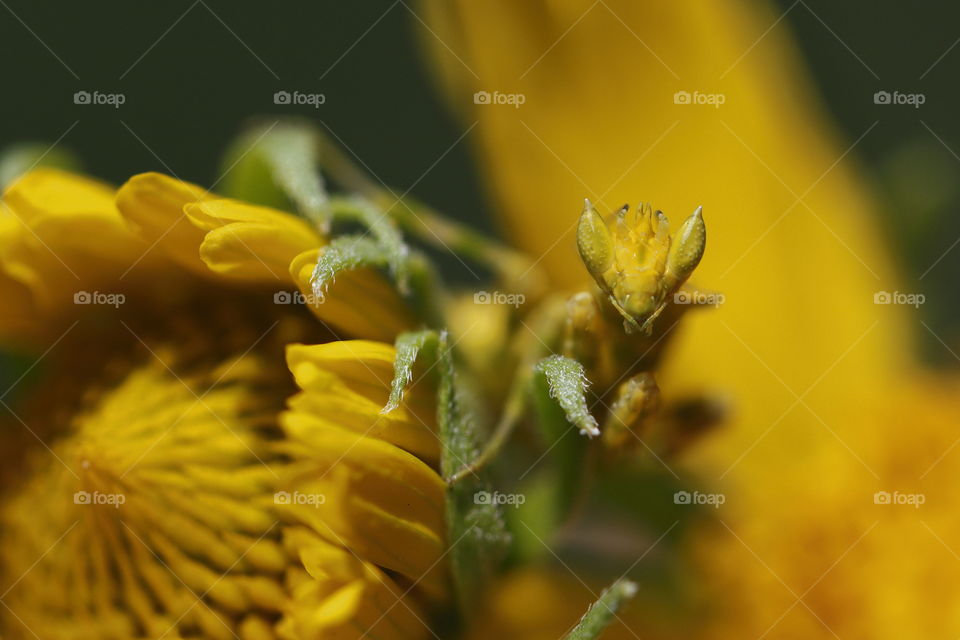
[0,322,301,639]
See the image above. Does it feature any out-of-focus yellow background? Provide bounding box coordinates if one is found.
[416,1,960,637]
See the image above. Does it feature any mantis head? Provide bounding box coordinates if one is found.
[576,199,706,333]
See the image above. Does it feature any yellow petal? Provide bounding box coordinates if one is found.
[287,341,436,431]
[289,249,415,342]
[279,341,445,598]
[0,169,157,342]
[280,528,432,639]
[420,0,906,399]
[185,199,322,282]
[115,171,212,274]
[420,1,935,637]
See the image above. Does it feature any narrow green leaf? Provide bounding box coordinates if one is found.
[434,330,510,618]
[221,123,411,292]
[387,330,510,620]
[220,121,330,230]
[403,252,445,329]
[382,330,435,414]
[310,235,390,297]
[563,579,638,640]
[310,236,441,326]
[328,195,410,293]
[535,355,599,437]
[511,355,594,559]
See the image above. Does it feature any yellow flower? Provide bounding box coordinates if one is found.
[0,169,443,639]
[420,0,960,636]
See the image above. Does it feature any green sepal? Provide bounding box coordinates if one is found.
[534,355,599,437]
[310,235,389,297]
[562,578,639,640]
[219,121,330,230]
[509,355,595,559]
[327,195,410,293]
[382,330,435,414]
[386,330,511,621]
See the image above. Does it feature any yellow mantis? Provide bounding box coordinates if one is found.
[577,199,706,335]
[447,199,713,481]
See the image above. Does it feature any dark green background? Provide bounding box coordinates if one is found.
[1,0,958,361]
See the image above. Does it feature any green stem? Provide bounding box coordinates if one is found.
[317,135,543,291]
[448,295,568,484]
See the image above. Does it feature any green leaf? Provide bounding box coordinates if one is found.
[328,195,410,293]
[403,252,445,329]
[510,355,594,559]
[310,235,390,296]
[219,121,330,230]
[435,330,510,618]
[534,355,599,437]
[310,236,441,327]
[563,579,638,640]
[386,330,510,620]
[382,330,435,414]
[222,122,412,292]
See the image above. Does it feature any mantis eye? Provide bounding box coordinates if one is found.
[576,198,615,288]
[665,205,706,286]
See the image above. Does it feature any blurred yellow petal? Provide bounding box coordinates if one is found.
[280,528,429,640]
[0,215,37,337]
[0,169,159,342]
[420,0,906,400]
[2,168,133,298]
[4,167,115,224]
[115,171,212,274]
[420,0,949,637]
